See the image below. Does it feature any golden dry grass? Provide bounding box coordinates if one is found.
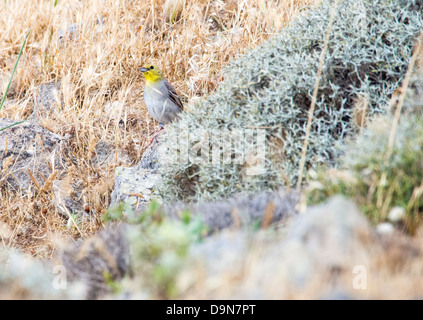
[0,0,318,257]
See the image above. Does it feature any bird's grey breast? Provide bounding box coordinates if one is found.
[144,81,179,124]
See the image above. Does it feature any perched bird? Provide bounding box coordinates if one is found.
[140,65,183,127]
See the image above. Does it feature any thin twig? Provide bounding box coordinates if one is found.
[385,32,422,162]
[296,0,339,193]
[261,201,275,229]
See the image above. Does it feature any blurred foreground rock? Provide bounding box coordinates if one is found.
[1,195,422,299]
[176,197,422,299]
[59,223,130,300]
[164,188,299,232]
[59,196,423,299]
[0,247,82,299]
[60,188,299,299]
[91,140,132,168]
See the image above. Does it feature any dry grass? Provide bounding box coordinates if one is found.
[386,31,423,162]
[296,0,338,192]
[0,0,318,257]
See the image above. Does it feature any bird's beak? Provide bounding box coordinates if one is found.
[140,67,148,72]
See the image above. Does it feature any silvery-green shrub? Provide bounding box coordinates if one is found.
[158,0,423,202]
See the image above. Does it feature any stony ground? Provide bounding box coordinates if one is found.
[1,0,423,300]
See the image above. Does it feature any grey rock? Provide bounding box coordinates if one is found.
[60,189,298,299]
[185,230,249,283]
[59,223,130,299]
[35,81,62,118]
[58,23,80,44]
[3,195,418,299]
[138,137,159,170]
[91,140,132,168]
[0,247,84,299]
[110,140,161,212]
[110,167,160,211]
[58,17,105,46]
[0,118,67,194]
[264,196,376,288]
[176,196,379,299]
[163,188,298,232]
[175,230,267,299]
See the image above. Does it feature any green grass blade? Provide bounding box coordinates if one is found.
[0,120,25,132]
[0,29,30,112]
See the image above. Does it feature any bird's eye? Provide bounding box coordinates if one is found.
[150,66,154,70]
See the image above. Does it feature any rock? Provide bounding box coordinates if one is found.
[59,223,130,299]
[176,230,250,299]
[110,140,161,212]
[58,188,298,300]
[35,81,62,118]
[262,196,376,291]
[378,228,421,272]
[138,137,159,170]
[163,188,298,232]
[0,195,418,299]
[0,247,77,299]
[58,23,80,44]
[175,196,380,299]
[0,118,67,194]
[110,166,161,212]
[90,140,132,168]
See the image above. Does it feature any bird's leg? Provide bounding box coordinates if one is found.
[143,123,165,150]
[143,133,158,151]
[153,122,165,137]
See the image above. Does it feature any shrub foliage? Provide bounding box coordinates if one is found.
[158,0,423,202]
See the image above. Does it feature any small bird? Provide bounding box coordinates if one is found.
[140,65,184,128]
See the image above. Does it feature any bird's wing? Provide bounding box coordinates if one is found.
[165,80,184,111]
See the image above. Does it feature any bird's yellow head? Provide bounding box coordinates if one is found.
[140,65,164,84]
